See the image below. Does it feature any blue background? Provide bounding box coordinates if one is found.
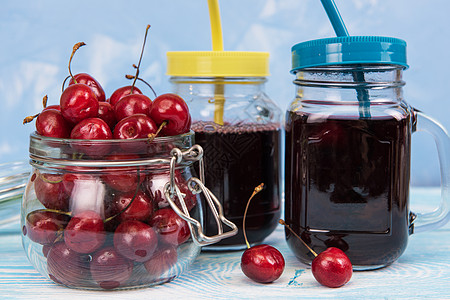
[0,0,448,186]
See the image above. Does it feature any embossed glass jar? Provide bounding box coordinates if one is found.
[167,51,282,250]
[285,36,450,270]
[21,131,236,290]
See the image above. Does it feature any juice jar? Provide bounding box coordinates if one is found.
[167,51,282,250]
[284,36,450,270]
[21,131,236,289]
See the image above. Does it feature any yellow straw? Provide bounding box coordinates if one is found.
[207,0,225,125]
[208,0,224,51]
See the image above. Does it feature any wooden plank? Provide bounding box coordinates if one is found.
[0,187,448,299]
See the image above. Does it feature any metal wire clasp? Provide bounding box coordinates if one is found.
[164,145,237,246]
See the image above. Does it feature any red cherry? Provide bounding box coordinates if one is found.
[114,94,152,121]
[34,173,69,211]
[47,242,90,287]
[42,104,61,111]
[61,170,96,197]
[98,102,116,129]
[113,113,157,140]
[70,117,112,156]
[64,210,106,254]
[109,86,142,107]
[90,247,133,290]
[311,247,353,288]
[25,211,70,245]
[150,207,190,246]
[144,170,197,211]
[148,93,190,136]
[70,117,112,140]
[60,83,99,124]
[241,244,285,283]
[110,191,153,223]
[69,73,106,102]
[101,153,145,193]
[36,109,71,138]
[144,245,178,278]
[113,220,158,262]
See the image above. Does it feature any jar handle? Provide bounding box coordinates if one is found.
[164,145,238,246]
[411,109,450,233]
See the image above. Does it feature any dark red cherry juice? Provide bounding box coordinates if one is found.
[285,111,412,268]
[192,122,281,249]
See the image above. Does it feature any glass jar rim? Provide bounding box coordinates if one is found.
[29,131,195,168]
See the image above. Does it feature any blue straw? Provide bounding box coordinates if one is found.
[320,0,348,36]
[320,0,370,118]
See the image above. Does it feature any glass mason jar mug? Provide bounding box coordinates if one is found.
[167,51,282,250]
[21,131,236,290]
[284,36,450,270]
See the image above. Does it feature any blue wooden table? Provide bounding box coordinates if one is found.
[0,187,449,299]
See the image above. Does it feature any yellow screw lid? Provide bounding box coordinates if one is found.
[166,51,270,77]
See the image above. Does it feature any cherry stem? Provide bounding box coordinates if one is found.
[279,219,318,257]
[61,75,71,92]
[68,42,86,84]
[243,183,265,249]
[147,121,167,143]
[23,95,48,124]
[131,25,151,93]
[23,114,38,125]
[125,74,157,98]
[29,208,72,218]
[42,95,48,108]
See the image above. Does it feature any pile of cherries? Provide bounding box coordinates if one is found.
[25,163,197,289]
[22,27,197,290]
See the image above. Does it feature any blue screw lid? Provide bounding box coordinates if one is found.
[291,36,408,73]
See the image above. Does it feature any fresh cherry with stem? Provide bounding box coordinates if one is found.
[23,96,71,138]
[240,183,285,284]
[148,93,191,136]
[280,219,353,288]
[69,73,106,102]
[60,42,99,124]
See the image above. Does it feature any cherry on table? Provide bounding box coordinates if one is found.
[279,219,353,288]
[69,73,106,102]
[240,184,285,283]
[148,93,191,136]
[64,210,106,254]
[90,246,134,290]
[311,247,352,288]
[113,220,158,262]
[241,244,285,284]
